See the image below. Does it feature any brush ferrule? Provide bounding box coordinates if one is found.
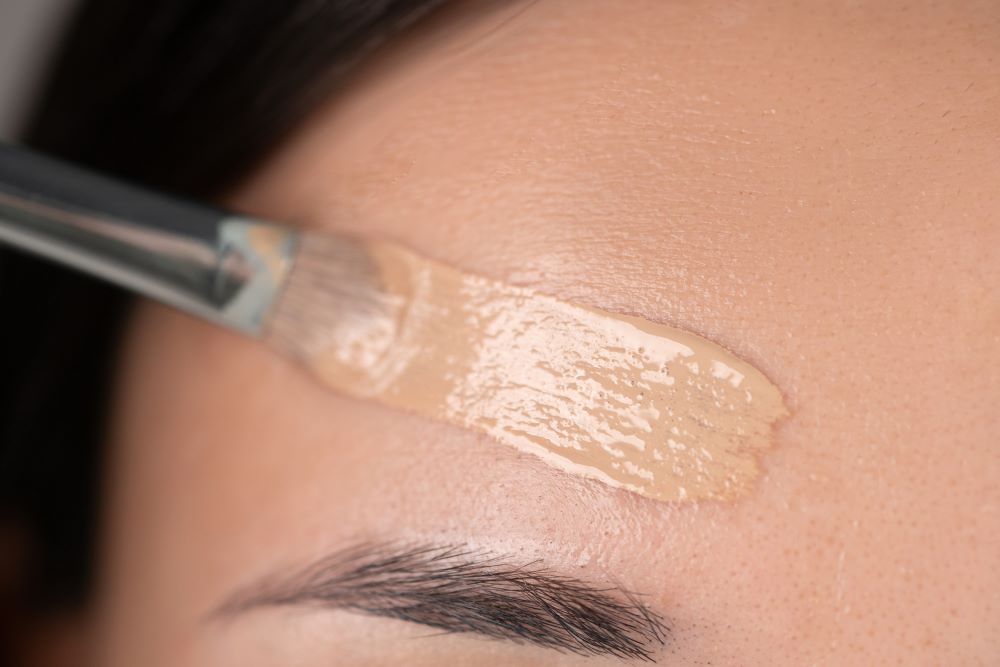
[213,217,297,335]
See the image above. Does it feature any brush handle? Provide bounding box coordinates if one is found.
[0,143,296,336]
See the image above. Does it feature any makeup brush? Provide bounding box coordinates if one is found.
[0,142,347,340]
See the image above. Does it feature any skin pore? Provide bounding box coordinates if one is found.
[99,1,999,665]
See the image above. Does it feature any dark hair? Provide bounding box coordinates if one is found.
[0,0,446,624]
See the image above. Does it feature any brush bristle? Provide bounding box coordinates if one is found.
[264,232,404,371]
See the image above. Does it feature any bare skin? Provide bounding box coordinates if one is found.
[98,1,999,665]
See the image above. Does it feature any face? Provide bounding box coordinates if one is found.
[97,1,1000,665]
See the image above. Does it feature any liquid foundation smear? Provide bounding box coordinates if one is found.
[268,234,788,502]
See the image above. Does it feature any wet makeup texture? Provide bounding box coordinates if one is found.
[269,234,788,502]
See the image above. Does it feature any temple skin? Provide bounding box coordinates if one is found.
[100,1,999,665]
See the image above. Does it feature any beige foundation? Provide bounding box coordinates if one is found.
[268,234,788,502]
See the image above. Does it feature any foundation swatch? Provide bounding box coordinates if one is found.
[268,234,788,502]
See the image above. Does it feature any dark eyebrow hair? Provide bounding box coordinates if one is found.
[215,543,668,661]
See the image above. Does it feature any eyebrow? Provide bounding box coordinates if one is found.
[215,542,668,661]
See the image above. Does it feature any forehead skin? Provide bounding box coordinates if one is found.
[101,1,999,665]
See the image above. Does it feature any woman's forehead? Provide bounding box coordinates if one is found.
[232,0,998,374]
[105,1,1000,664]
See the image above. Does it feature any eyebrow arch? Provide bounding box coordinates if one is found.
[214,542,668,662]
